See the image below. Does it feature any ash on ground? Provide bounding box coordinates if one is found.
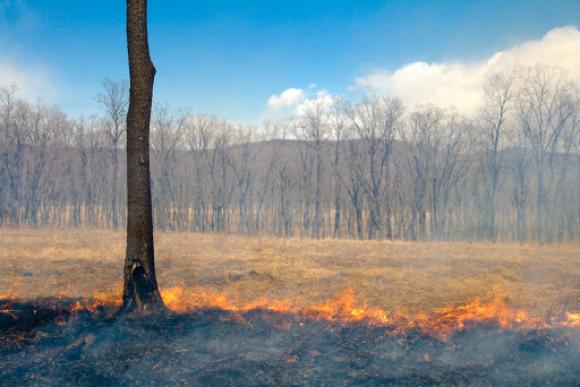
[1,299,579,386]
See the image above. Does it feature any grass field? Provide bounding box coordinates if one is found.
[0,228,578,316]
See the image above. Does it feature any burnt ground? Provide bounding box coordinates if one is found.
[1,299,579,386]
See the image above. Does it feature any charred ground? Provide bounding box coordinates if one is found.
[1,298,579,386]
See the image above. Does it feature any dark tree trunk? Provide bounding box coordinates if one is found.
[121,0,164,313]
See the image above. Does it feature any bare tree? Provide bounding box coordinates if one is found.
[209,122,236,232]
[23,103,66,225]
[551,88,578,241]
[121,0,164,312]
[0,85,27,225]
[518,66,575,244]
[151,104,183,230]
[429,110,469,239]
[402,106,437,240]
[185,115,214,231]
[97,78,128,229]
[342,123,366,239]
[293,117,315,237]
[479,72,514,241]
[258,120,285,235]
[328,97,348,238]
[70,118,93,226]
[229,126,257,234]
[300,99,328,238]
[510,132,530,242]
[348,97,402,239]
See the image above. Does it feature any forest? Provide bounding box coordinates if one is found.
[1,66,577,243]
[1,1,579,384]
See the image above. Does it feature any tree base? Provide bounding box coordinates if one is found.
[118,258,167,315]
[118,294,167,316]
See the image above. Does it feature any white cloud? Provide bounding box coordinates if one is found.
[266,87,306,110]
[354,26,580,115]
[296,90,334,117]
[263,86,338,121]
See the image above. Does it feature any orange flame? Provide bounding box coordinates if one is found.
[2,287,578,335]
[158,286,580,335]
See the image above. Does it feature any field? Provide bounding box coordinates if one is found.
[1,228,578,317]
[2,228,580,385]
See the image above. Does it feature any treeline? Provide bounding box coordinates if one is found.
[1,66,578,243]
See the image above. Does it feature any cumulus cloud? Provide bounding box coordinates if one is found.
[266,88,306,110]
[354,26,580,115]
[264,87,338,120]
[296,90,334,116]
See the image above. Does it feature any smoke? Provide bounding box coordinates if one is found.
[1,305,578,385]
[0,58,58,104]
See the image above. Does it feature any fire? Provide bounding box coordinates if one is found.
[1,287,578,334]
[156,286,580,334]
[563,312,580,326]
[66,291,122,313]
[159,286,390,323]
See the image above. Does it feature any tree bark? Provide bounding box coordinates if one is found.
[121,0,164,312]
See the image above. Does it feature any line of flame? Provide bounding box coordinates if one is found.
[1,287,578,336]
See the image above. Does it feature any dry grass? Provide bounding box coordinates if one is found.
[1,227,578,315]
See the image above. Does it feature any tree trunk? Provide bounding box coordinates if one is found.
[111,138,119,229]
[121,0,164,313]
[314,145,322,238]
[355,204,363,240]
[535,164,545,245]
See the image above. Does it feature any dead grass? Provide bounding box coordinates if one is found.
[0,227,578,315]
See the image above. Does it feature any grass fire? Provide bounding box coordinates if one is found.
[1,229,579,384]
[1,0,580,385]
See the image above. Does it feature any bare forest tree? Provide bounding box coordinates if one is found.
[328,98,348,238]
[518,66,576,244]
[1,66,579,244]
[97,79,129,230]
[478,72,515,241]
[348,97,402,239]
[150,104,184,231]
[299,100,328,238]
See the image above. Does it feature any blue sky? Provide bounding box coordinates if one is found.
[1,0,579,122]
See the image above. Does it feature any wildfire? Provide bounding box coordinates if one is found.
[156,286,580,334]
[153,287,580,335]
[2,287,578,335]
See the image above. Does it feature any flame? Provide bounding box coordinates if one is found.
[66,291,122,313]
[1,287,578,334]
[158,286,580,335]
[565,312,580,327]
